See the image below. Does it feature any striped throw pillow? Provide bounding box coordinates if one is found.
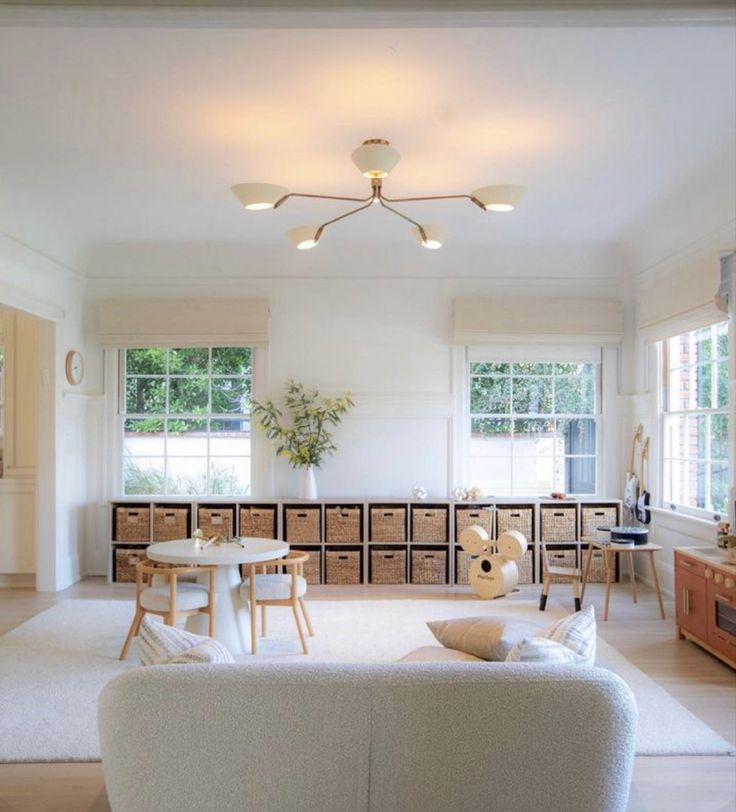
[544,605,596,666]
[138,616,215,666]
[168,639,235,664]
[505,637,587,664]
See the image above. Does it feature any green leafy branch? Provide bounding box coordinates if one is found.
[251,380,354,469]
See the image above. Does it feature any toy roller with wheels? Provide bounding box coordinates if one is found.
[458,524,491,557]
[469,554,518,599]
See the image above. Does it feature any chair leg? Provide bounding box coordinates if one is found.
[261,605,267,638]
[119,608,144,660]
[299,597,315,636]
[291,603,309,655]
[572,578,581,612]
[539,575,551,611]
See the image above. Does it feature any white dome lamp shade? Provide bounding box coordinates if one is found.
[351,139,401,179]
[231,182,289,210]
[287,225,322,250]
[471,184,526,212]
[412,224,448,250]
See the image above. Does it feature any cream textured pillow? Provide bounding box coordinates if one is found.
[137,616,231,666]
[168,639,235,664]
[543,605,597,666]
[426,616,543,661]
[505,636,587,664]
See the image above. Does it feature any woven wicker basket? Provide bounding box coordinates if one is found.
[152,507,189,541]
[325,550,361,585]
[581,506,618,540]
[411,507,448,543]
[285,507,321,544]
[581,545,612,583]
[114,547,148,583]
[370,507,406,542]
[325,506,362,544]
[370,549,407,584]
[292,548,321,585]
[540,507,577,542]
[496,507,533,541]
[411,549,447,584]
[517,550,534,584]
[455,549,472,585]
[239,506,277,539]
[197,507,234,538]
[455,507,492,542]
[543,546,578,582]
[114,507,151,542]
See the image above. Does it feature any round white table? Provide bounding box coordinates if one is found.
[146,537,288,655]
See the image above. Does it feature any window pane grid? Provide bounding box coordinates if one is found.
[663,323,729,515]
[470,363,598,495]
[122,347,252,497]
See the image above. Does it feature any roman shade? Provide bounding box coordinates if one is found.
[636,254,726,341]
[453,296,623,345]
[98,298,269,348]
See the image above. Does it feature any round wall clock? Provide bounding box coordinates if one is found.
[65,349,85,386]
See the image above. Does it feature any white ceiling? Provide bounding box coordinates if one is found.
[0,19,734,273]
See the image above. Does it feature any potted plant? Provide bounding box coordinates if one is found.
[251,380,354,499]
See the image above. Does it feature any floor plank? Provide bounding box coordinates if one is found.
[0,577,733,811]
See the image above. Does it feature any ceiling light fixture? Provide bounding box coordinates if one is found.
[232,139,525,250]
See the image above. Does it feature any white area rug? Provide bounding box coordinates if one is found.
[0,598,733,761]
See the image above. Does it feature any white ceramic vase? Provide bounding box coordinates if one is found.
[299,465,318,500]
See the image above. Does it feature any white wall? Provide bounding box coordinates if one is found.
[0,234,104,590]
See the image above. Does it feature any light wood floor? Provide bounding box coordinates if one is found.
[0,578,734,812]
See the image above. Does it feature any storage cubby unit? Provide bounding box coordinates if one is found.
[108,497,621,586]
[325,504,363,544]
[370,547,407,585]
[325,548,362,585]
[113,546,149,583]
[196,504,235,537]
[411,505,449,544]
[283,505,322,544]
[239,505,278,539]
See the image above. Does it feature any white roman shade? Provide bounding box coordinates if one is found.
[98,298,269,348]
[637,254,726,341]
[453,296,623,345]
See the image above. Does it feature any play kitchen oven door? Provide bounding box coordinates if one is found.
[707,574,736,663]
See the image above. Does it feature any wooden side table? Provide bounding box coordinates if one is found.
[581,539,665,621]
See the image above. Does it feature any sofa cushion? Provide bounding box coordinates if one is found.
[505,636,587,664]
[397,645,485,663]
[426,615,543,661]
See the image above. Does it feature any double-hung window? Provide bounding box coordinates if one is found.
[662,323,729,517]
[469,361,599,496]
[122,346,252,496]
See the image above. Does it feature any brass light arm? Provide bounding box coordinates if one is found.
[378,198,427,243]
[274,191,373,209]
[380,191,486,210]
[314,196,378,242]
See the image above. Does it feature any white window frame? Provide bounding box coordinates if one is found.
[660,322,730,521]
[118,346,253,498]
[466,359,602,497]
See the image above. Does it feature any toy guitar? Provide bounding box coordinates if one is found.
[623,424,643,512]
[636,437,651,525]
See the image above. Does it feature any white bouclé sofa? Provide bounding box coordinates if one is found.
[99,663,636,812]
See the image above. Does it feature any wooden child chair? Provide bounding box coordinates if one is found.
[539,542,582,613]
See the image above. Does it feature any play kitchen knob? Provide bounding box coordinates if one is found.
[725,577,735,589]
[714,572,724,585]
[705,569,713,579]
